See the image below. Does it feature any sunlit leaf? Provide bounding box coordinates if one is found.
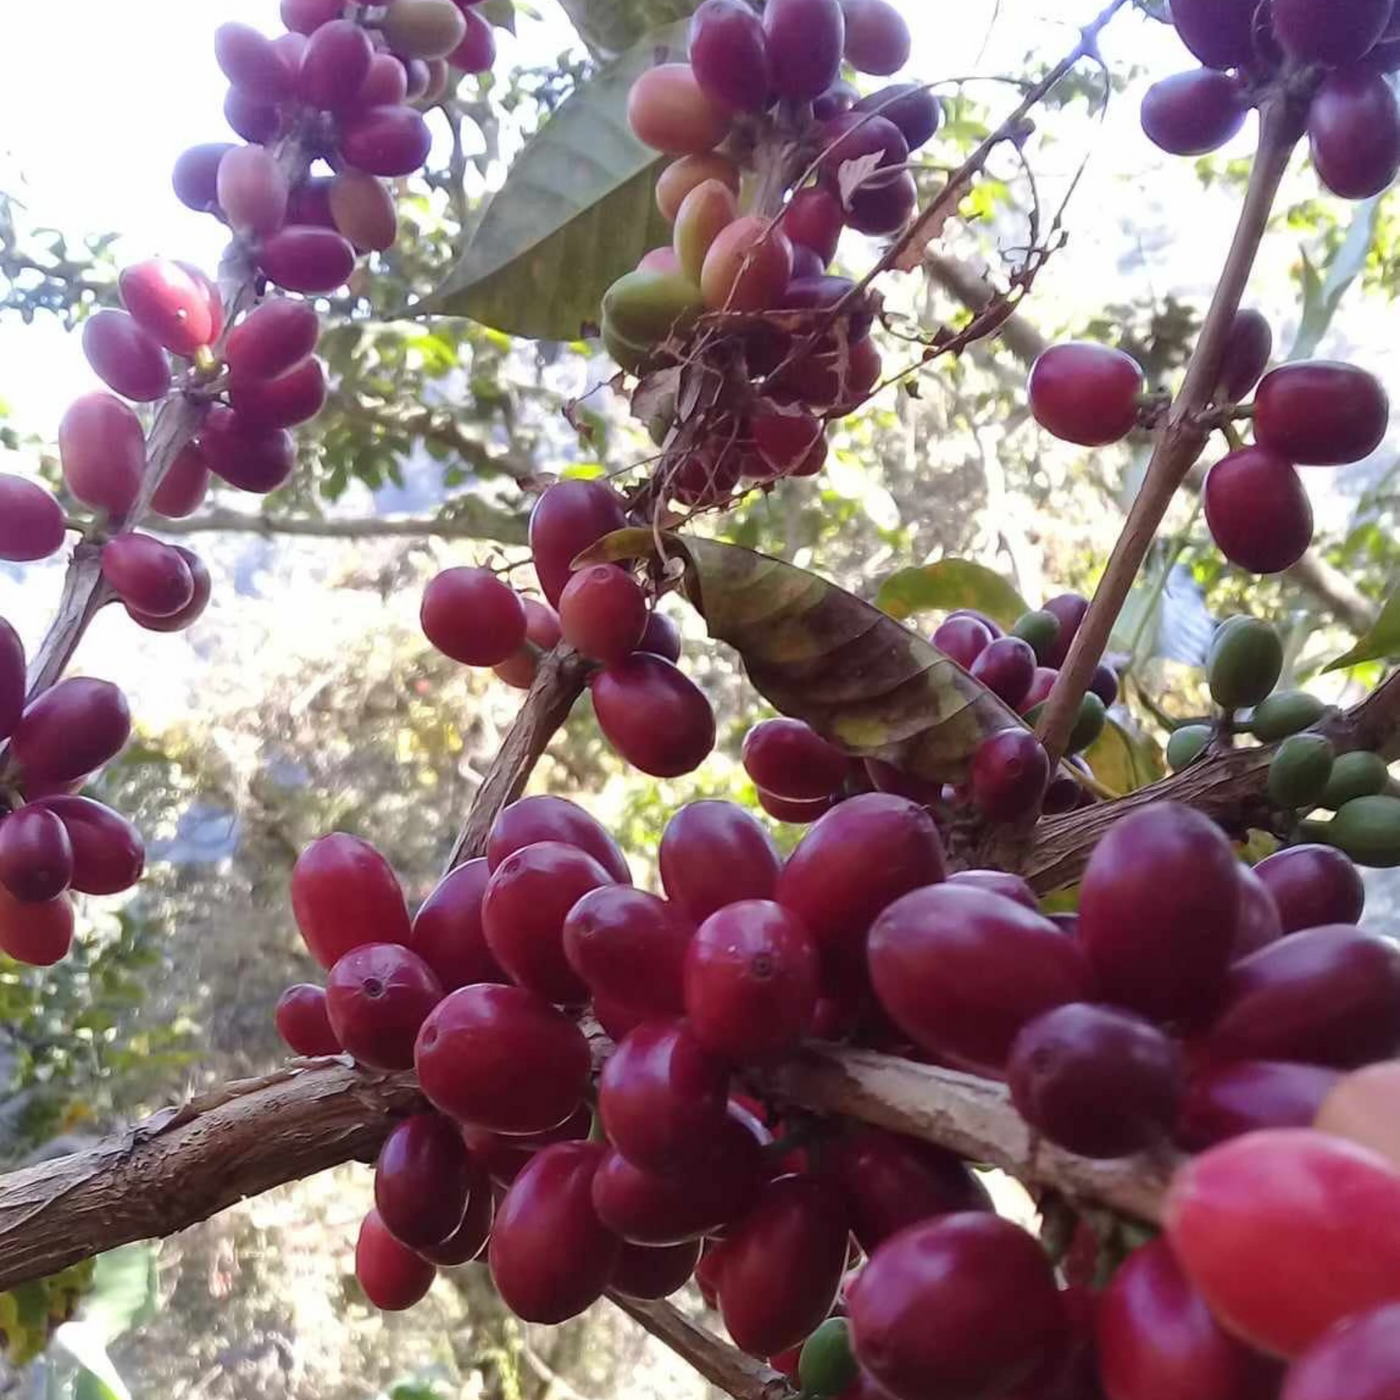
[1289,196,1380,362]
[1324,587,1400,672]
[421,24,685,338]
[876,559,1028,628]
[53,1323,129,1400]
[556,0,697,55]
[585,532,1024,781]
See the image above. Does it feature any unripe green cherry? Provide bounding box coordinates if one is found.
[1166,723,1212,772]
[1320,750,1390,811]
[602,269,703,347]
[798,1318,860,1399]
[1303,794,1400,867]
[1011,609,1061,664]
[1249,689,1327,743]
[1207,617,1283,711]
[381,0,468,59]
[1267,733,1335,810]
[1067,692,1106,754]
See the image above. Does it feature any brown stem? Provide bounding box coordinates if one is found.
[155,501,527,547]
[1036,96,1302,766]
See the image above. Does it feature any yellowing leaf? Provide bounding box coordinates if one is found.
[877,559,1028,628]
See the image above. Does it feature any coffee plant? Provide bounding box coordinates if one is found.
[5,0,1400,1396]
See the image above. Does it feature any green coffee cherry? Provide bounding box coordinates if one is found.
[602,317,655,375]
[1320,750,1391,811]
[1249,690,1327,743]
[798,1318,859,1400]
[1166,723,1213,772]
[1303,794,1400,868]
[1207,617,1283,711]
[1067,692,1106,754]
[1012,610,1061,664]
[601,269,703,347]
[1267,733,1335,809]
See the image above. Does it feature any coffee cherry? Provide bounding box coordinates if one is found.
[11,679,131,786]
[417,1154,494,1264]
[528,479,629,607]
[824,1127,989,1252]
[1166,724,1212,773]
[81,311,170,403]
[854,84,941,149]
[224,89,280,144]
[487,794,631,883]
[287,177,337,229]
[298,19,374,111]
[812,78,858,120]
[741,718,847,802]
[1254,361,1389,466]
[358,52,411,107]
[1166,1128,1400,1358]
[817,112,909,187]
[869,883,1093,1071]
[1168,0,1256,69]
[1210,317,1272,417]
[489,1141,620,1323]
[199,406,296,493]
[849,1213,1065,1400]
[778,794,945,982]
[420,566,526,666]
[846,172,917,236]
[701,216,794,312]
[0,477,65,563]
[563,886,689,1014]
[970,729,1050,822]
[674,179,739,284]
[1141,69,1247,156]
[447,8,496,71]
[558,565,648,663]
[591,1107,768,1244]
[173,143,236,212]
[1255,844,1365,932]
[684,900,819,1062]
[629,64,731,154]
[0,621,24,743]
[257,226,356,294]
[1272,0,1393,64]
[1176,1060,1340,1150]
[611,1238,703,1301]
[840,0,910,75]
[1082,804,1238,1027]
[483,841,612,1004]
[932,615,994,668]
[216,145,288,236]
[1008,1003,1182,1158]
[355,1209,435,1311]
[764,0,845,102]
[381,0,468,59]
[414,983,591,1133]
[274,983,341,1056]
[656,153,742,221]
[658,801,781,925]
[225,300,319,382]
[1233,863,1284,960]
[337,105,433,176]
[1097,1238,1282,1400]
[32,796,144,895]
[101,534,196,619]
[780,186,845,265]
[494,597,564,688]
[291,832,411,969]
[126,546,211,634]
[409,859,506,990]
[946,869,1038,910]
[1320,750,1390,809]
[215,21,295,103]
[689,0,771,114]
[598,1020,730,1174]
[0,807,73,904]
[325,942,442,1070]
[375,1113,473,1248]
[118,259,219,357]
[1204,447,1313,574]
[1028,342,1144,447]
[1202,924,1400,1068]
[591,653,716,778]
[1268,732,1336,810]
[1284,1304,1400,1400]
[328,170,398,252]
[1309,69,1400,201]
[719,1174,850,1357]
[1041,593,1089,668]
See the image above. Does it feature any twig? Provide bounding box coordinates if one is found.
[1035,95,1304,766]
[155,502,527,547]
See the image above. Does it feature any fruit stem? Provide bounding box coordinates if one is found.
[1036,94,1303,769]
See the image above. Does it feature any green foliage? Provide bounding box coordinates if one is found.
[1325,588,1400,672]
[877,560,1029,628]
[424,22,685,338]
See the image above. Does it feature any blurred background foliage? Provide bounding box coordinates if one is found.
[0,0,1399,1394]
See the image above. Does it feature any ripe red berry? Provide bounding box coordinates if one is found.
[0,621,24,743]
[417,1154,494,1265]
[227,357,327,428]
[1272,0,1393,64]
[1203,447,1314,575]
[0,807,74,904]
[291,832,411,969]
[854,83,940,148]
[659,800,781,924]
[59,394,146,517]
[414,983,592,1133]
[101,534,196,619]
[0,477,65,564]
[741,718,848,801]
[1219,308,1273,402]
[11,678,131,786]
[0,883,74,966]
[1253,361,1389,466]
[528,479,630,606]
[764,0,845,102]
[151,444,212,520]
[611,1238,703,1301]
[217,145,288,236]
[1308,69,1400,201]
[932,615,994,668]
[1283,1303,1400,1400]
[199,406,296,493]
[256,226,356,294]
[225,300,320,382]
[173,143,236,212]
[1168,0,1255,69]
[840,0,911,75]
[1028,342,1144,447]
[562,885,693,1015]
[1254,843,1364,933]
[420,566,526,667]
[689,0,771,114]
[374,1112,473,1248]
[355,1208,436,1311]
[82,311,170,403]
[849,1213,1066,1400]
[970,729,1051,822]
[410,858,508,990]
[325,942,442,1071]
[487,794,631,883]
[32,796,144,895]
[118,259,219,356]
[298,19,374,110]
[1176,1060,1341,1150]
[780,186,845,265]
[558,565,648,663]
[970,637,1037,708]
[1141,69,1247,157]
[591,653,716,778]
[337,105,433,177]
[215,22,296,103]
[274,983,341,1056]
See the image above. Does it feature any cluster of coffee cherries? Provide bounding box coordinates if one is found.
[1027,311,1390,578]
[601,0,939,508]
[1143,0,1400,204]
[0,1,509,968]
[1167,615,1400,867]
[272,767,1400,1397]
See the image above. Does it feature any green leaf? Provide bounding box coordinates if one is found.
[586,532,1025,782]
[876,560,1029,629]
[1324,588,1400,672]
[1290,196,1381,362]
[421,23,685,338]
[1082,717,1165,795]
[556,0,697,56]
[83,1246,158,1344]
[53,1323,130,1400]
